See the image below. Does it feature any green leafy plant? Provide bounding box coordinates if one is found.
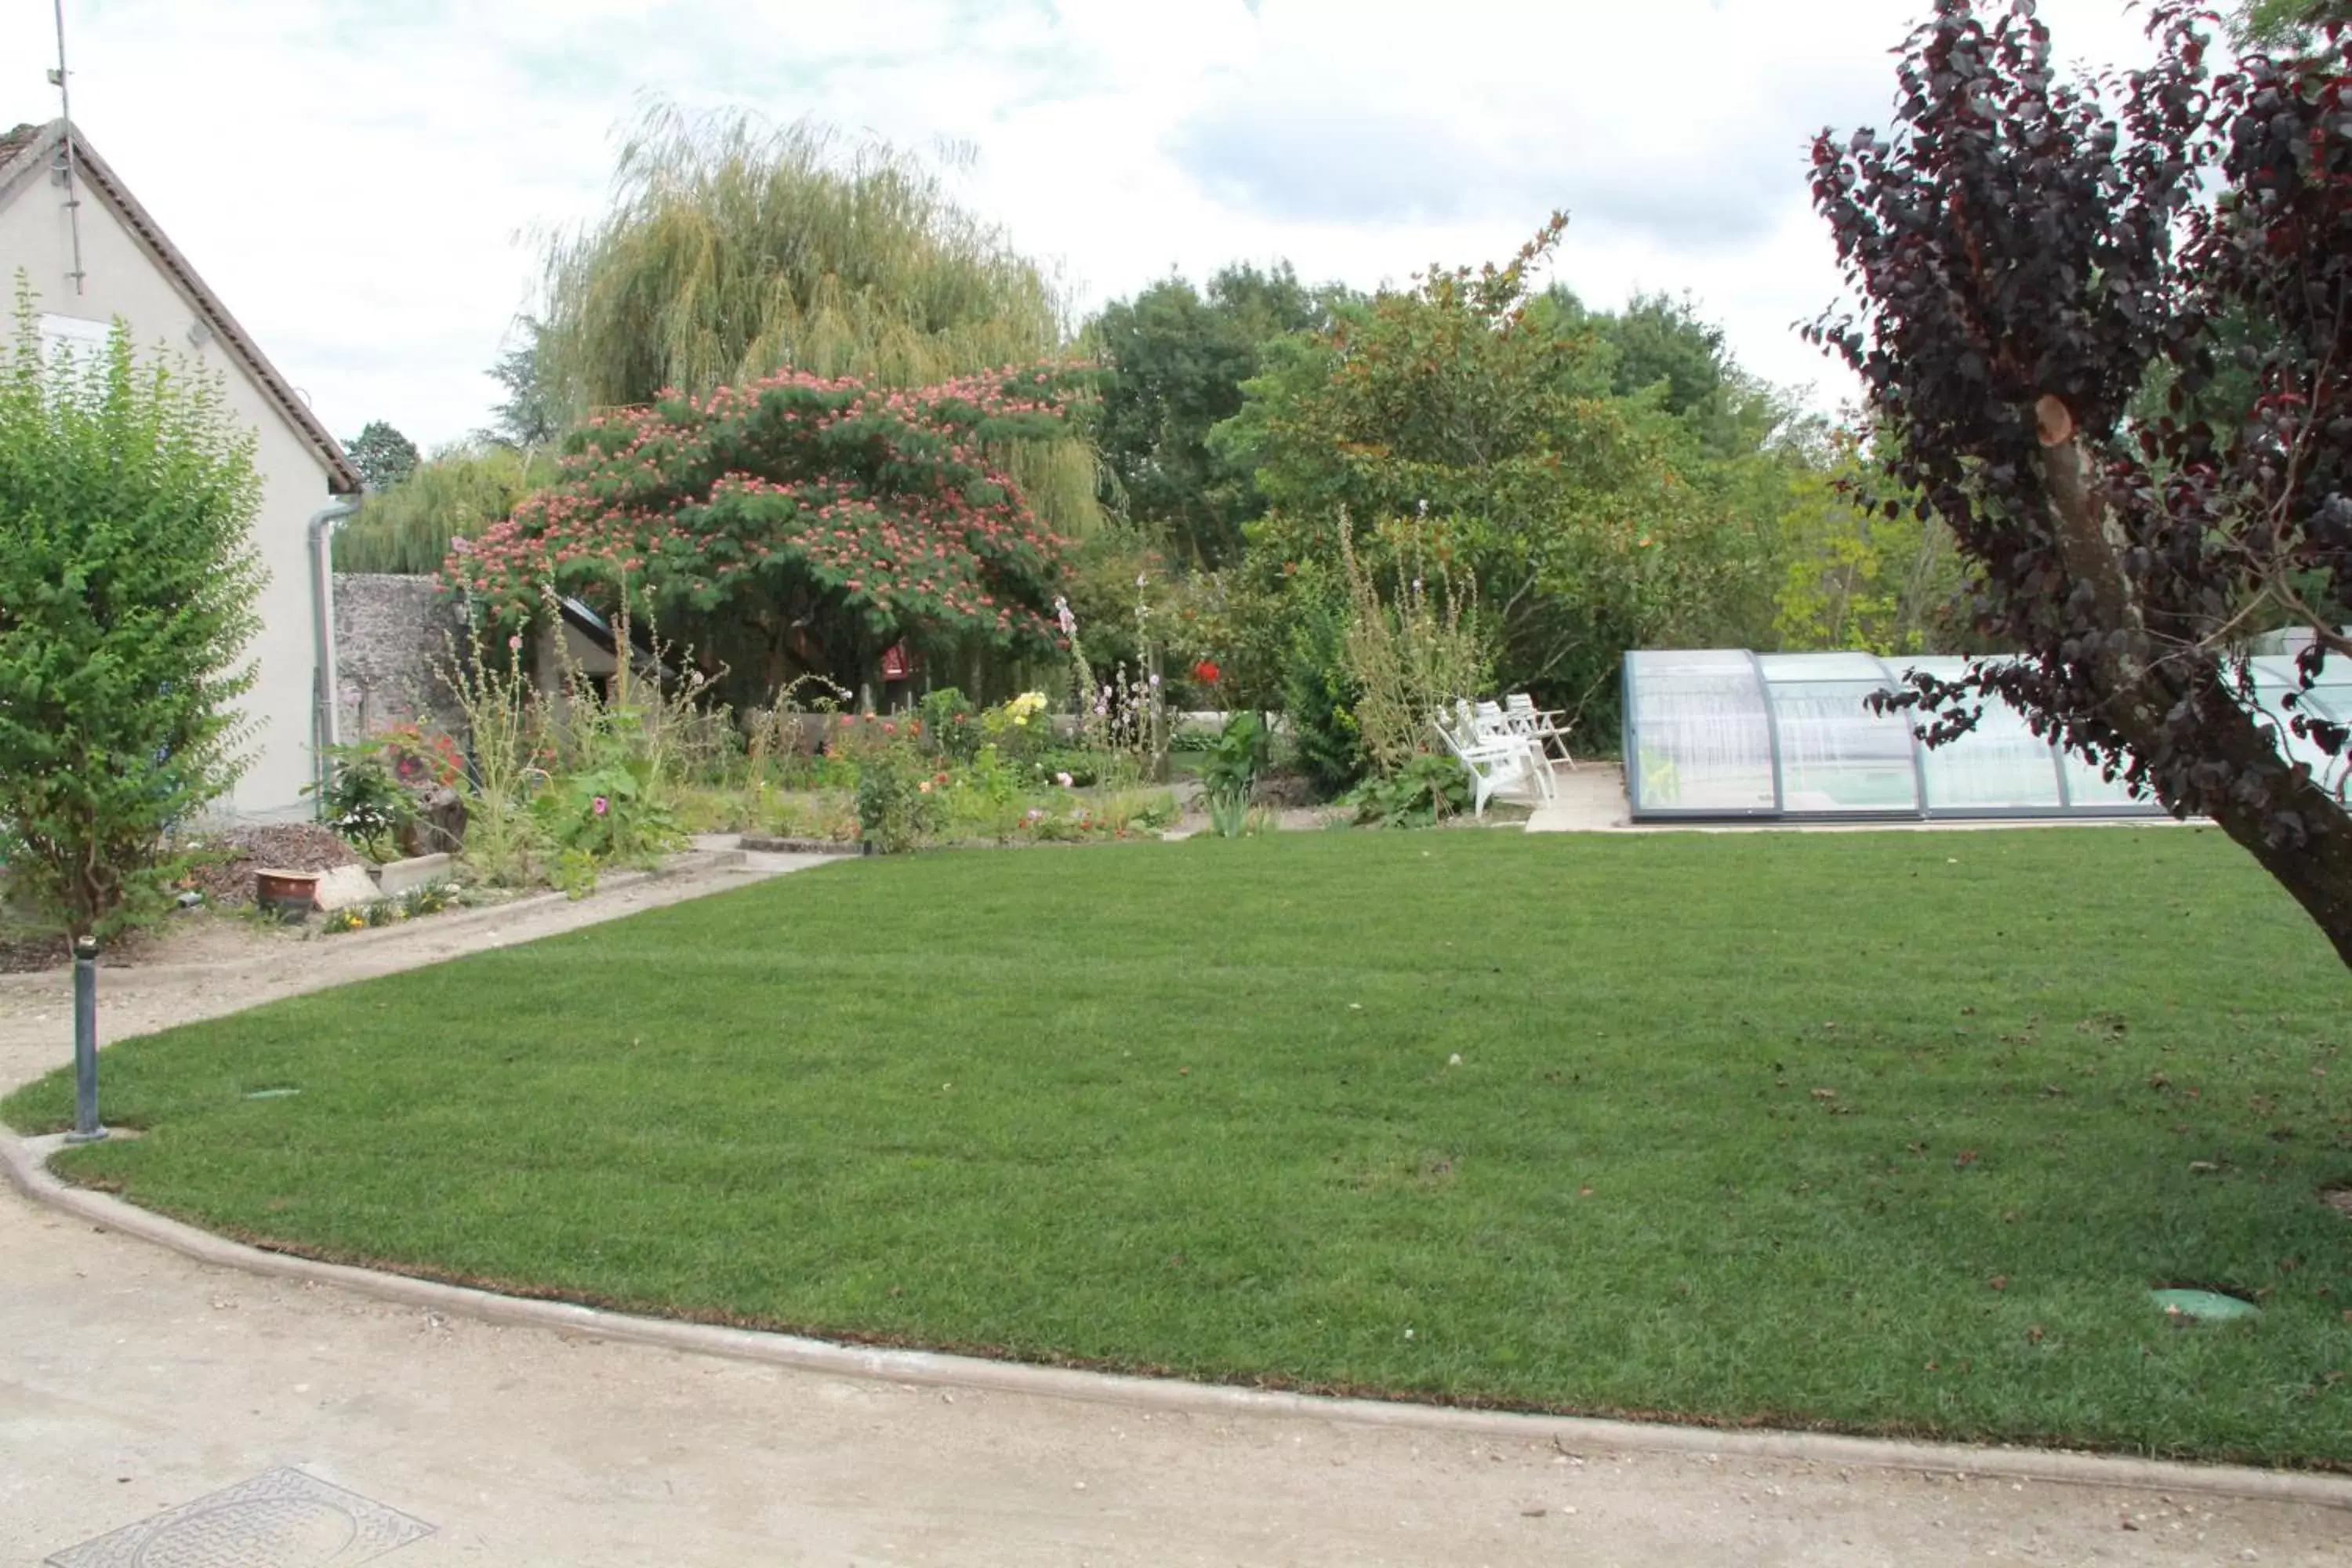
[977,691,1057,764]
[1031,748,1104,789]
[310,752,416,858]
[1344,753,1472,829]
[826,713,941,854]
[551,845,599,900]
[944,742,1027,842]
[1198,711,1271,839]
[0,279,265,942]
[533,760,677,869]
[399,880,460,918]
[916,687,981,761]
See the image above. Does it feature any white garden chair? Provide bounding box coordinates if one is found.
[1462,699,1560,800]
[1504,692,1577,770]
[1436,705,1555,816]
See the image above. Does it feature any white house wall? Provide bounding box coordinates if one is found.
[0,155,336,822]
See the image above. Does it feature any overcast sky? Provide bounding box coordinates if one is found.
[2,0,2160,450]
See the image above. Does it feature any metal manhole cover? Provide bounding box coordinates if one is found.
[46,1468,433,1567]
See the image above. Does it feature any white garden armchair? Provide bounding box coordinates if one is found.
[1463,699,1560,800]
[1504,692,1577,769]
[1436,703,1555,816]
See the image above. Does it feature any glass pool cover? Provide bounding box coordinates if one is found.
[1620,650,2352,822]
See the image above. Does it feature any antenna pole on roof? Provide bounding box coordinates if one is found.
[47,0,85,295]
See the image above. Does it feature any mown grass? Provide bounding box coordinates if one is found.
[7,828,2350,1464]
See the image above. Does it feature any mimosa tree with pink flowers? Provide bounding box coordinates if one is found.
[442,363,1087,700]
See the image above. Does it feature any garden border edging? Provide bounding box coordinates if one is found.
[5,1131,2347,1512]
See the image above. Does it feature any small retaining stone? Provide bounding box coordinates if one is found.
[372,852,456,897]
[310,866,382,913]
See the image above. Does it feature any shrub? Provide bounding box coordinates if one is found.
[1281,590,1367,796]
[1198,711,1272,839]
[438,628,550,887]
[1344,753,1472,829]
[533,761,675,868]
[311,750,416,860]
[1338,511,1489,778]
[837,718,942,853]
[1031,748,1103,788]
[916,687,982,761]
[0,280,265,941]
[980,691,1056,763]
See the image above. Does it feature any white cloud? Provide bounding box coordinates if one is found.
[2,0,2163,447]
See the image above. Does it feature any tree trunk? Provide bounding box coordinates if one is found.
[2040,429,2352,966]
[2183,692,2352,967]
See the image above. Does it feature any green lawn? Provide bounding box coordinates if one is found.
[9,829,2350,1465]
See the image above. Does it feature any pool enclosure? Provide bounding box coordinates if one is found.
[1621,649,2352,822]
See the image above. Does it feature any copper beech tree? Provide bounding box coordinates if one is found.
[1809,0,2352,962]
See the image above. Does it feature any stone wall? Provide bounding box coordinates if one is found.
[332,574,469,741]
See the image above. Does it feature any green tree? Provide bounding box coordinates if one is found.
[1600,293,1797,461]
[540,104,1062,401]
[1086,262,1343,568]
[0,281,264,943]
[1769,432,1972,655]
[1219,219,1783,733]
[333,441,558,575]
[478,317,561,452]
[535,101,1102,618]
[345,419,419,494]
[2229,0,2346,47]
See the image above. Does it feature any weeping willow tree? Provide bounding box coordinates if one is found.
[539,103,1102,542]
[333,444,559,574]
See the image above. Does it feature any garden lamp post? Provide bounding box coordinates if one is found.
[65,935,107,1143]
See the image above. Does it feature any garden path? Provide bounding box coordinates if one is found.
[2,851,2347,1565]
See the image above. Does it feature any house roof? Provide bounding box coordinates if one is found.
[0,119,363,494]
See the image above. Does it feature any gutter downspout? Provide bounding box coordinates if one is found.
[307,499,360,812]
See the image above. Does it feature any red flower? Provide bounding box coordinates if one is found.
[1193,659,1221,685]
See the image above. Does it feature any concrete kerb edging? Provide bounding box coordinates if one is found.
[0,849,769,995]
[4,1137,2347,1515]
[298,848,757,955]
